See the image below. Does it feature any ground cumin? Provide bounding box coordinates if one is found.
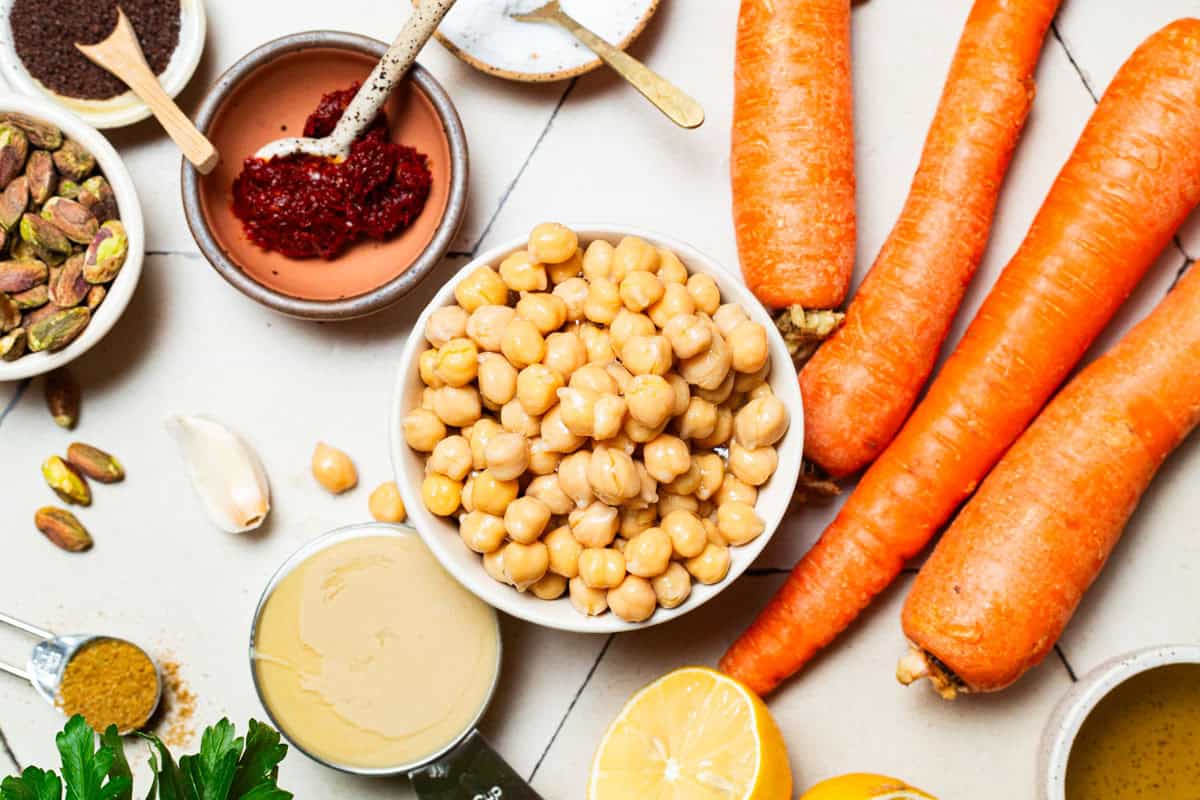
[157,657,196,747]
[56,638,159,732]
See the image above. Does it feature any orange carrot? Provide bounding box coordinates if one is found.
[899,261,1200,696]
[721,18,1200,697]
[731,0,856,311]
[800,0,1060,478]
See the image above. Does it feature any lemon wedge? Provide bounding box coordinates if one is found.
[800,773,937,800]
[588,666,792,800]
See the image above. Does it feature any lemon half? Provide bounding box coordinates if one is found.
[800,773,937,800]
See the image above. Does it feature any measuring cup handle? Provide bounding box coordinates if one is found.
[408,730,544,800]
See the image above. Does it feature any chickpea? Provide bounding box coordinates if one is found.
[483,549,510,585]
[528,474,574,515]
[579,547,626,590]
[717,501,765,546]
[647,283,695,329]
[531,572,568,600]
[610,309,656,357]
[680,330,731,391]
[676,397,717,440]
[433,385,482,427]
[403,408,446,452]
[584,277,621,324]
[582,239,616,282]
[541,405,587,454]
[455,266,509,312]
[369,481,407,522]
[553,277,590,321]
[717,474,758,507]
[621,335,673,376]
[545,525,582,577]
[421,387,439,410]
[666,458,702,496]
[726,321,769,376]
[472,470,520,516]
[652,563,692,609]
[607,575,656,622]
[502,541,549,590]
[666,373,690,417]
[625,527,672,578]
[461,476,476,512]
[713,304,750,337]
[516,292,568,335]
[643,434,690,483]
[558,450,594,507]
[425,305,469,347]
[685,543,731,585]
[695,370,735,405]
[547,248,584,285]
[433,338,478,388]
[593,394,628,441]
[588,445,641,505]
[748,381,774,401]
[661,314,711,360]
[428,435,472,481]
[569,501,620,548]
[734,394,790,450]
[569,576,609,616]
[505,496,552,544]
[516,364,563,417]
[619,271,665,312]
[467,305,516,352]
[604,432,638,456]
[419,349,445,388]
[499,250,548,292]
[557,386,598,436]
[703,516,727,546]
[694,453,725,501]
[528,437,562,475]
[580,323,615,363]
[728,442,779,486]
[570,362,618,395]
[544,330,587,379]
[662,509,707,558]
[500,318,546,369]
[614,236,660,276]
[656,249,689,284]
[484,431,530,482]
[633,461,659,510]
[478,353,518,407]
[605,362,634,394]
[620,506,657,539]
[529,222,579,264]
[624,414,668,444]
[686,273,720,315]
[459,511,507,553]
[693,406,734,449]
[468,417,502,470]
[734,361,771,394]
[624,374,673,428]
[500,399,541,438]
[658,493,700,522]
[422,473,462,516]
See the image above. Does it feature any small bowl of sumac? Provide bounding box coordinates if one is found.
[181,31,468,321]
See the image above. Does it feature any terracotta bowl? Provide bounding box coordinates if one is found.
[181,32,467,321]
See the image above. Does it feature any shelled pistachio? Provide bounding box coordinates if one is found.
[66,442,124,483]
[0,328,24,360]
[28,307,89,352]
[52,140,94,182]
[44,368,79,428]
[0,124,28,187]
[34,506,92,552]
[0,113,62,150]
[25,150,54,205]
[42,455,91,506]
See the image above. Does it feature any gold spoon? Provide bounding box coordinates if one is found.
[512,1,704,129]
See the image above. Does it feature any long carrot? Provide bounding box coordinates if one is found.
[800,0,1060,478]
[721,18,1200,696]
[899,261,1200,696]
[731,0,856,312]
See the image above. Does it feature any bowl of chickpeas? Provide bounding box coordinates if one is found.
[390,223,803,632]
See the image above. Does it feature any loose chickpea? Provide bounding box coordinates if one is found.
[419,348,445,388]
[658,491,700,521]
[516,292,568,335]
[588,445,641,505]
[718,501,765,546]
[500,318,546,369]
[541,405,586,454]
[662,509,707,559]
[468,417,502,470]
[569,501,620,548]
[478,353,518,407]
[728,320,770,375]
[680,330,731,391]
[624,414,668,444]
[505,496,552,544]
[425,305,469,347]
[516,364,563,416]
[625,374,674,428]
[483,431,530,482]
[643,434,691,483]
[579,547,626,590]
[676,397,718,440]
[544,525,582,577]
[695,370,735,405]
[694,452,725,501]
[428,435,472,481]
[483,550,509,585]
[625,527,672,578]
[666,458,702,496]
[569,576,609,616]
[666,373,690,417]
[500,399,541,438]
[557,386,598,436]
[614,236,660,276]
[558,450,594,507]
[633,461,659,510]
[610,309,656,357]
[652,247,683,280]
[553,277,590,321]
[584,277,621,324]
[472,470,520,516]
[593,394,627,441]
[686,273,720,315]
[404,408,446,452]
[502,541,549,590]
[570,362,619,395]
[661,314,712,360]
[685,543,731,585]
[652,563,692,609]
[703,516,727,546]
[647,283,695,329]
[459,511,507,553]
[544,330,587,379]
[621,335,673,376]
[607,575,657,622]
[528,475,574,515]
[619,506,657,538]
[547,248,584,284]
[455,266,509,312]
[713,304,750,337]
[369,481,407,522]
[530,572,568,600]
[728,442,779,486]
[605,362,634,394]
[422,473,462,516]
[619,271,665,312]
[433,338,478,388]
[467,305,516,352]
[580,324,615,363]
[735,362,771,393]
[461,476,476,512]
[499,250,548,292]
[582,239,616,282]
[528,437,562,475]
[716,474,758,507]
[734,394,790,450]
[692,406,734,449]
[529,222,579,264]
[433,385,482,427]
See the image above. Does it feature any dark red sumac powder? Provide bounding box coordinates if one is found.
[231,84,433,261]
[10,0,181,100]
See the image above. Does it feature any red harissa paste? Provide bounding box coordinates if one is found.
[232,84,433,260]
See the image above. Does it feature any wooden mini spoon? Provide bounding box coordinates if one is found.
[76,8,219,173]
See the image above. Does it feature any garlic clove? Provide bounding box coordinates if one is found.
[167,415,271,533]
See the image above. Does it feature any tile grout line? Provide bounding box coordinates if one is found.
[1054,645,1079,683]
[0,379,29,430]
[0,723,20,773]
[526,632,613,784]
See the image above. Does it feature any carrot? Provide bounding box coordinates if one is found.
[731,0,856,312]
[800,0,1060,478]
[720,18,1200,697]
[899,261,1200,696]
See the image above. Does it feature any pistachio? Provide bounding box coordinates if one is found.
[49,253,87,307]
[0,114,62,150]
[42,197,97,244]
[12,283,48,309]
[10,234,37,262]
[0,258,47,292]
[67,442,124,483]
[84,284,105,311]
[0,327,24,361]
[83,220,127,283]
[0,176,26,230]
[78,177,117,223]
[57,180,81,200]
[52,139,95,182]
[0,291,18,331]
[25,150,55,205]
[34,507,92,552]
[0,124,29,187]
[22,301,61,329]
[45,367,79,428]
[27,306,88,352]
[42,455,91,505]
[20,213,72,260]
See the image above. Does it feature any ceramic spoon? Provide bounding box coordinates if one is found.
[0,612,162,734]
[76,9,219,173]
[253,0,457,161]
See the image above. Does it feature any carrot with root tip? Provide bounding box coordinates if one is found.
[800,0,1060,478]
[899,261,1200,696]
[720,18,1200,697]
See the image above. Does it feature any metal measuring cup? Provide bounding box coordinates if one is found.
[249,522,543,799]
[0,612,162,734]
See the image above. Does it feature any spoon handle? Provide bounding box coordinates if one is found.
[0,611,53,640]
[0,660,31,682]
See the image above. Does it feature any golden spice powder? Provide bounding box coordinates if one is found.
[56,638,159,733]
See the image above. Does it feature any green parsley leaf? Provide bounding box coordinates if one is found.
[227,722,288,800]
[1,766,63,800]
[136,734,189,800]
[98,729,131,800]
[179,721,240,800]
[56,717,131,800]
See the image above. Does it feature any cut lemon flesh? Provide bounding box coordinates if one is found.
[800,773,938,800]
[589,667,792,800]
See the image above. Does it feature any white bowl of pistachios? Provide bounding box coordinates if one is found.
[390,223,804,633]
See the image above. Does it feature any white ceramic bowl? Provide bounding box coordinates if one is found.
[0,93,144,381]
[0,0,206,129]
[390,225,804,633]
[1038,644,1200,798]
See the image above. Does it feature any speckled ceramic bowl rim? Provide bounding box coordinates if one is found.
[180,31,468,321]
[1037,644,1200,798]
